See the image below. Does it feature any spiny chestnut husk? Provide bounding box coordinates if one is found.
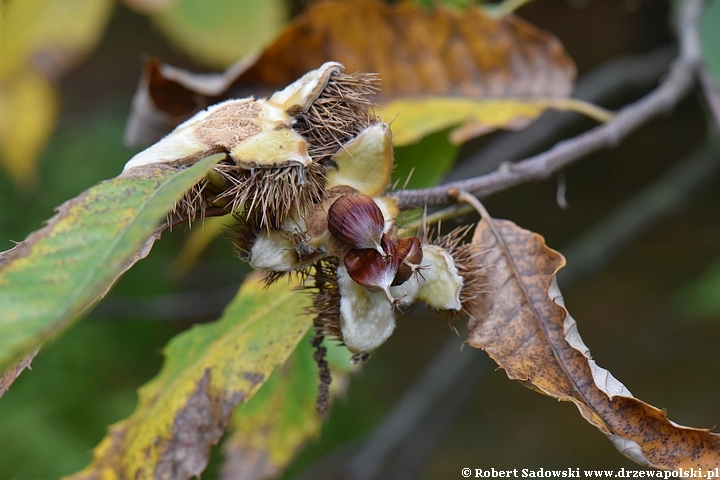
[293,71,378,167]
[123,62,379,230]
[328,194,386,255]
[430,226,486,318]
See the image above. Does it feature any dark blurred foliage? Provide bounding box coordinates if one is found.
[0,0,719,478]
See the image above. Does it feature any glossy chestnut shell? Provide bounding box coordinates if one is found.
[328,194,386,254]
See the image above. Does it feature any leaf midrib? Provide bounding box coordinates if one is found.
[488,219,613,432]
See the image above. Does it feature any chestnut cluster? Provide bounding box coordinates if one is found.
[328,194,424,307]
[123,62,478,366]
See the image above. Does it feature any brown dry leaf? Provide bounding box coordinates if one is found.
[467,215,720,470]
[124,0,577,149]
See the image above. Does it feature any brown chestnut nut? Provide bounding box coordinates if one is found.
[391,236,424,286]
[344,233,400,305]
[328,194,386,255]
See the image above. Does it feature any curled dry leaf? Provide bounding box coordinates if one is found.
[466,216,720,470]
[124,0,576,149]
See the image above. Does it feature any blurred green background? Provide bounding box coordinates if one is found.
[1,0,720,478]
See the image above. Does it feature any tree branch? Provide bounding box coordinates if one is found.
[392,0,705,209]
[442,46,675,184]
[295,139,720,480]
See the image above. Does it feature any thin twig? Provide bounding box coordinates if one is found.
[392,0,705,209]
[443,46,675,184]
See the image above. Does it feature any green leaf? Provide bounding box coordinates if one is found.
[392,128,459,190]
[701,0,720,88]
[0,154,221,372]
[66,275,314,479]
[219,333,353,478]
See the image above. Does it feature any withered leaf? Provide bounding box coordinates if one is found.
[124,0,576,149]
[467,216,720,470]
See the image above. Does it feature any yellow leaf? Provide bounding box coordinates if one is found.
[0,0,114,80]
[151,0,288,69]
[0,71,57,188]
[221,339,319,478]
[221,334,354,477]
[382,97,614,146]
[383,97,546,146]
[0,0,114,186]
[67,275,314,479]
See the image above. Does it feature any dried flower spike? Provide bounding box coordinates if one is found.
[328,194,387,255]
